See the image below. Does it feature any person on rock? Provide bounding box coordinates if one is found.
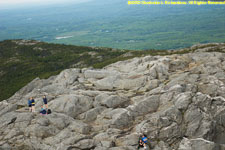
[42,95,48,109]
[40,105,47,115]
[137,139,144,149]
[141,134,148,149]
[31,97,35,112]
[28,98,32,112]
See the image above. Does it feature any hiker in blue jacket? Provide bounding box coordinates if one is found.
[43,95,48,109]
[28,98,32,112]
[141,135,148,149]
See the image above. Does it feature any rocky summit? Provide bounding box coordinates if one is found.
[0,44,225,150]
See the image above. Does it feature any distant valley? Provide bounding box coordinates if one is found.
[0,0,225,50]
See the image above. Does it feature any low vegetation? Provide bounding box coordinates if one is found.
[0,40,224,101]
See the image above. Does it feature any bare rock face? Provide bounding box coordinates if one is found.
[1,44,225,150]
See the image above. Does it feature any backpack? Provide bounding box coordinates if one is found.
[47,109,52,114]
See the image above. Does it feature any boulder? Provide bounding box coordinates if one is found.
[68,120,91,134]
[101,95,128,108]
[178,138,222,150]
[129,95,160,116]
[84,70,118,79]
[49,94,93,118]
[84,106,105,122]
[54,68,80,86]
[174,92,192,112]
[0,101,17,117]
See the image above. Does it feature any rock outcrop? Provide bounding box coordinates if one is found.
[1,44,225,150]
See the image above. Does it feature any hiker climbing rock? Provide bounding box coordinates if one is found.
[142,135,148,149]
[137,134,150,149]
[137,139,144,149]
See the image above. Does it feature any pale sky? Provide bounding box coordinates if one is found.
[0,0,89,7]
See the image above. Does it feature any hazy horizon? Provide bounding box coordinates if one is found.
[0,0,92,9]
